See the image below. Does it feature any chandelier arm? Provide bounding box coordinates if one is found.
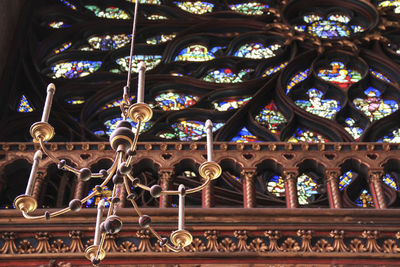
[94,232,107,263]
[148,226,183,252]
[125,0,140,94]
[38,138,61,164]
[123,175,143,217]
[126,120,142,166]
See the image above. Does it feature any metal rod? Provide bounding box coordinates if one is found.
[126,0,140,88]
[94,199,105,246]
[178,184,185,230]
[41,84,56,123]
[25,150,42,195]
[205,119,213,162]
[137,62,146,103]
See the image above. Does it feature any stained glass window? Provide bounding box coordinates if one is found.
[101,117,153,136]
[116,55,162,72]
[351,25,365,33]
[263,62,288,77]
[86,186,112,208]
[231,127,260,142]
[88,34,131,51]
[297,174,319,205]
[66,97,85,105]
[327,13,350,24]
[213,96,252,111]
[303,14,323,23]
[102,96,135,110]
[85,5,131,20]
[53,42,72,54]
[308,20,351,38]
[317,61,362,89]
[378,128,400,143]
[174,1,214,15]
[295,88,341,119]
[146,34,177,45]
[255,101,287,135]
[125,0,161,4]
[344,118,363,140]
[267,175,285,197]
[286,69,310,94]
[353,87,399,121]
[153,92,199,111]
[49,61,102,79]
[339,171,353,190]
[145,14,168,20]
[234,43,282,59]
[175,45,215,62]
[383,174,398,190]
[59,0,77,10]
[48,21,70,28]
[229,2,270,15]
[355,189,374,208]
[18,95,34,112]
[288,129,329,143]
[202,68,253,83]
[171,120,224,141]
[370,69,391,83]
[378,0,400,14]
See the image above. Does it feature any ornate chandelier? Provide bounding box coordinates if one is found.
[12,1,222,266]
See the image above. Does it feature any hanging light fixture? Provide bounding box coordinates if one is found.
[13,1,222,266]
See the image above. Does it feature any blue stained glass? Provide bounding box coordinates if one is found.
[102,117,153,136]
[263,62,288,77]
[85,5,131,19]
[209,46,226,54]
[59,0,77,10]
[66,97,85,105]
[294,25,306,32]
[378,128,400,143]
[146,34,176,45]
[295,88,341,119]
[254,101,287,135]
[153,92,199,111]
[286,69,310,94]
[297,174,319,205]
[308,20,351,38]
[102,96,135,110]
[370,69,391,83]
[18,95,34,112]
[288,128,329,143]
[175,45,215,62]
[116,55,162,72]
[171,120,224,141]
[213,96,252,111]
[49,21,70,28]
[317,61,362,89]
[86,186,112,208]
[350,25,365,33]
[234,43,282,59]
[229,2,270,15]
[339,171,353,190]
[88,34,131,51]
[267,175,285,197]
[174,1,214,14]
[303,14,323,23]
[353,87,399,121]
[355,189,374,208]
[202,68,253,83]
[54,42,72,54]
[344,118,363,140]
[49,61,102,79]
[231,127,260,143]
[383,174,398,190]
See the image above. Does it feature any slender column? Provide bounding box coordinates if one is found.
[283,170,299,208]
[325,169,342,209]
[158,169,173,208]
[32,169,46,200]
[241,169,257,208]
[74,179,85,200]
[368,169,387,209]
[202,181,214,208]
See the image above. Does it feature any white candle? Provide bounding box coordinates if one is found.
[41,83,56,123]
[178,184,185,230]
[205,119,213,162]
[94,199,105,246]
[25,150,43,196]
[137,61,146,103]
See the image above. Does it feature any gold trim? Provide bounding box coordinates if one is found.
[13,195,37,213]
[199,161,222,180]
[127,103,153,123]
[30,122,54,142]
[170,229,193,248]
[84,245,106,261]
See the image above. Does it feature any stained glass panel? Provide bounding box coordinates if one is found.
[125,0,161,4]
[355,189,374,208]
[234,43,282,59]
[308,20,351,39]
[174,1,214,14]
[231,127,260,142]
[86,186,112,208]
[263,62,288,77]
[85,5,131,20]
[53,42,72,54]
[288,129,329,143]
[339,171,353,190]
[378,128,400,143]
[229,2,269,15]
[327,13,350,23]
[383,174,398,190]
[102,96,135,110]
[297,174,319,205]
[101,117,153,136]
[88,34,130,51]
[153,92,199,111]
[303,14,323,23]
[255,101,287,134]
[378,0,400,14]
[48,21,70,28]
[145,14,168,20]
[49,61,102,79]
[353,87,399,121]
[175,45,215,62]
[317,61,362,89]
[295,88,341,119]
[171,120,224,141]
[59,0,77,10]
[116,55,162,72]
[350,25,365,33]
[146,34,176,45]
[18,95,34,113]
[286,69,310,94]
[344,118,363,140]
[66,97,85,105]
[370,69,391,83]
[213,96,252,111]
[202,68,253,83]
[267,175,285,197]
